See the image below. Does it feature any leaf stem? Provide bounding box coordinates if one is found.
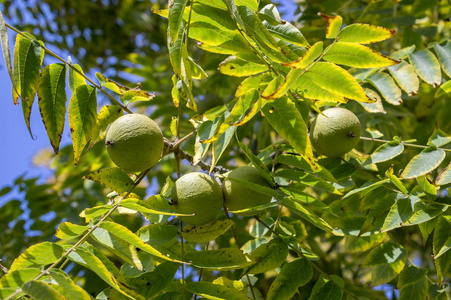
[5,23,133,114]
[360,136,451,152]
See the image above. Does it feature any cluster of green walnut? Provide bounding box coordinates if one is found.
[105,107,361,225]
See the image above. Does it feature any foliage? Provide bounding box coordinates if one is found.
[1,0,451,299]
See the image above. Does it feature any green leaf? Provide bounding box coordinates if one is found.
[168,19,185,76]
[433,41,451,77]
[386,165,409,194]
[49,269,92,300]
[308,62,372,102]
[80,205,112,223]
[428,128,451,148]
[295,71,346,102]
[13,34,43,137]
[219,55,268,77]
[210,125,236,173]
[263,21,310,48]
[0,12,14,88]
[185,248,252,270]
[235,74,263,97]
[282,197,335,234]
[168,0,188,47]
[401,146,446,179]
[276,169,341,195]
[121,198,191,216]
[435,80,451,98]
[364,140,404,165]
[409,49,441,87]
[89,105,123,149]
[190,22,253,56]
[55,222,88,240]
[366,72,402,105]
[193,120,216,164]
[359,88,386,113]
[282,41,322,70]
[125,261,179,298]
[224,175,279,199]
[397,266,428,300]
[99,221,184,263]
[243,238,288,275]
[10,242,66,271]
[182,219,235,243]
[344,234,386,253]
[237,140,275,186]
[186,281,250,300]
[337,23,396,44]
[308,275,344,300]
[68,63,86,92]
[416,175,437,200]
[258,4,282,25]
[120,90,156,106]
[37,63,67,154]
[434,216,451,283]
[83,167,133,193]
[319,13,342,39]
[436,162,451,186]
[267,258,313,300]
[68,84,97,166]
[388,61,419,96]
[68,248,131,299]
[22,280,66,300]
[362,242,407,286]
[0,268,40,289]
[381,197,413,232]
[95,72,128,94]
[137,224,179,246]
[262,97,316,169]
[324,42,399,68]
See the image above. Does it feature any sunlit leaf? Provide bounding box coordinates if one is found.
[137,224,179,246]
[409,49,441,87]
[282,41,322,70]
[319,13,342,39]
[22,280,66,300]
[89,105,123,149]
[237,140,275,186]
[121,198,192,216]
[386,165,409,194]
[262,97,316,169]
[10,242,66,271]
[210,125,236,173]
[37,63,67,154]
[120,90,156,106]
[186,248,252,270]
[337,23,396,44]
[49,269,92,300]
[276,169,341,194]
[324,42,399,68]
[388,61,419,96]
[258,4,282,25]
[168,0,188,47]
[435,80,451,98]
[344,234,386,253]
[55,222,88,240]
[0,12,14,87]
[436,162,451,186]
[309,275,343,300]
[68,63,86,92]
[362,242,407,286]
[169,19,185,76]
[219,55,268,77]
[401,146,446,179]
[366,72,402,105]
[267,258,313,300]
[68,84,97,166]
[433,41,451,77]
[95,72,127,94]
[243,238,288,275]
[83,167,133,193]
[0,268,40,289]
[13,34,43,137]
[364,140,404,165]
[263,21,310,48]
[182,219,235,243]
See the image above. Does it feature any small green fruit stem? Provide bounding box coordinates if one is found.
[4,169,150,300]
[254,216,360,300]
[5,23,133,114]
[360,136,451,152]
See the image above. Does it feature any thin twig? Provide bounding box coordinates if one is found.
[360,136,451,152]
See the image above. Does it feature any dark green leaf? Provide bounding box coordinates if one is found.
[409,49,441,87]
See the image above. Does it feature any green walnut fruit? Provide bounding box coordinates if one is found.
[105,114,164,172]
[222,166,272,216]
[310,107,361,157]
[171,172,224,225]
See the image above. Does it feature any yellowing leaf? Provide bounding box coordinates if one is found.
[282,41,323,70]
[308,62,372,102]
[319,13,342,39]
[182,219,235,243]
[89,105,123,149]
[388,61,419,96]
[294,72,345,102]
[83,167,134,193]
[186,281,250,300]
[10,242,66,271]
[219,55,268,77]
[337,23,396,44]
[401,146,446,179]
[68,84,97,166]
[168,0,188,47]
[49,269,92,300]
[56,222,88,240]
[409,49,441,87]
[324,42,399,68]
[37,63,67,154]
[243,239,288,275]
[22,281,66,300]
[435,80,451,98]
[0,12,14,88]
[185,248,252,270]
[68,63,86,92]
[366,72,402,105]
